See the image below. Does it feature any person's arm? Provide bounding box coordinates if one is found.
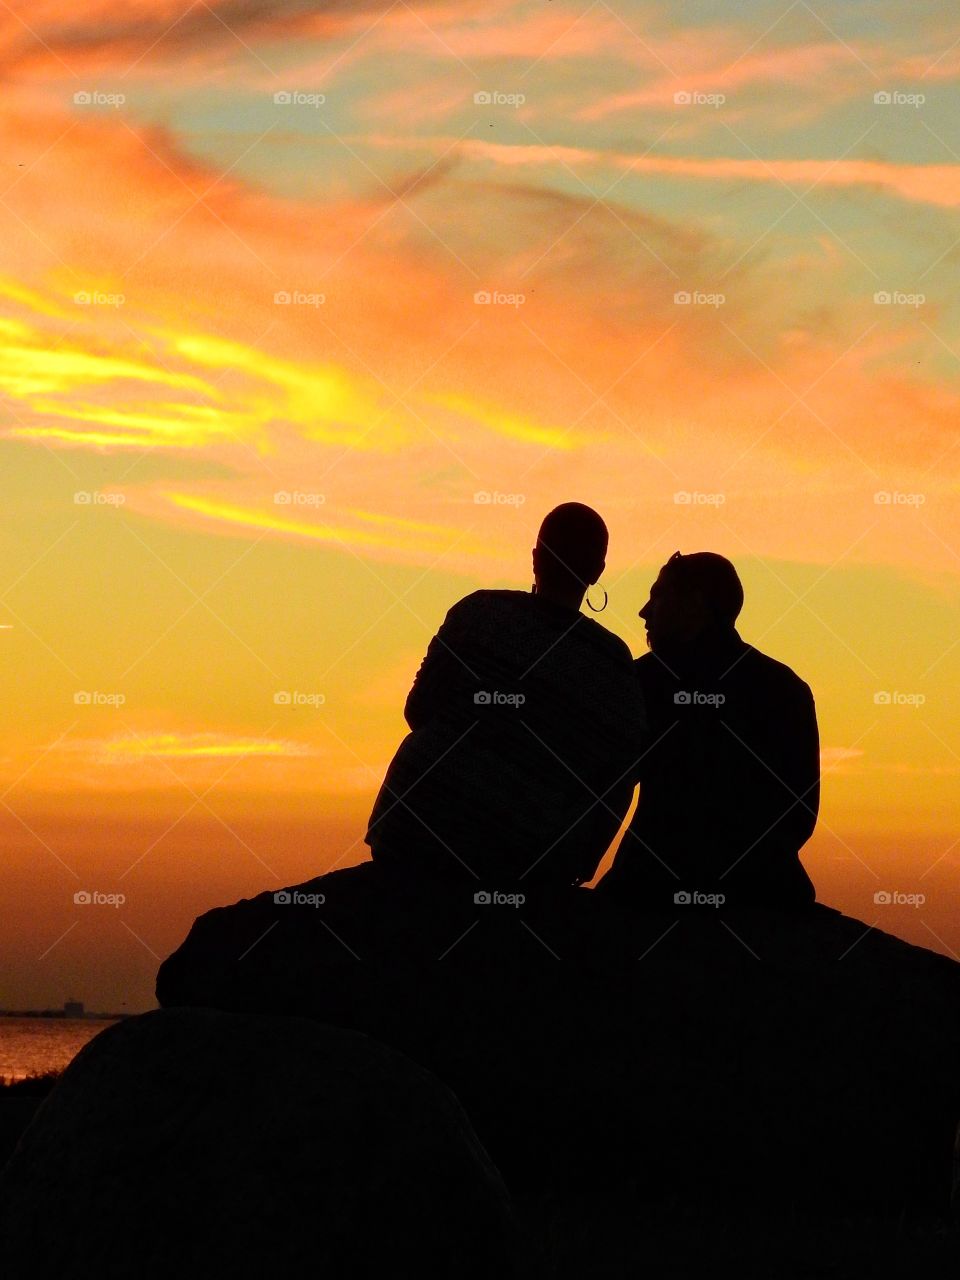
[788,686,819,844]
[766,677,819,851]
[624,660,650,787]
[550,651,647,885]
[403,597,476,731]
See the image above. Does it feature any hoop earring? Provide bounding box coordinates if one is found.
[585,584,608,612]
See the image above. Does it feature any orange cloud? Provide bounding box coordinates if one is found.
[0,56,957,586]
[101,731,314,759]
[0,0,417,77]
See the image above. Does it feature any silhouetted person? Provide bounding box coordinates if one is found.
[597,551,818,909]
[365,504,647,888]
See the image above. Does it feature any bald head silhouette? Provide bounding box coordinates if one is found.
[532,503,608,609]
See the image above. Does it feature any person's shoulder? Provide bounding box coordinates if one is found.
[455,588,526,607]
[634,650,673,689]
[482,588,531,603]
[742,643,813,699]
[442,588,542,630]
[577,616,634,663]
[444,588,514,615]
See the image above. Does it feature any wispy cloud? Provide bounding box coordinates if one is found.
[386,135,960,210]
[162,491,486,559]
[101,731,313,759]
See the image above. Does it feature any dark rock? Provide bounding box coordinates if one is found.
[0,1007,523,1280]
[0,1099,41,1171]
[156,863,960,1214]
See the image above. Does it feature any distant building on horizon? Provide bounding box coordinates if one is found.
[63,999,84,1019]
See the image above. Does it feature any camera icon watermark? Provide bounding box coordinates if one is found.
[873,490,925,506]
[473,490,525,506]
[273,290,325,307]
[674,889,725,906]
[272,90,326,107]
[674,690,725,707]
[273,889,326,907]
[74,490,126,505]
[74,690,126,707]
[873,290,924,308]
[674,289,725,307]
[74,290,125,308]
[274,690,325,707]
[73,90,125,108]
[273,490,325,506]
[474,690,525,707]
[873,90,924,108]
[474,289,525,308]
[673,89,725,108]
[873,889,925,907]
[474,889,525,907]
[74,889,125,907]
[473,90,526,107]
[673,490,725,505]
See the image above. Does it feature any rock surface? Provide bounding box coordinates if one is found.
[0,1006,523,1279]
[0,1099,40,1171]
[156,863,960,1213]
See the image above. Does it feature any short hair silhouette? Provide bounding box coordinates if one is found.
[536,503,608,590]
[660,551,744,624]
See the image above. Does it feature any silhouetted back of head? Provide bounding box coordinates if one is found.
[536,503,608,592]
[661,551,743,626]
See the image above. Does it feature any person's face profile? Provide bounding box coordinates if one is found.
[639,570,707,650]
[638,572,669,650]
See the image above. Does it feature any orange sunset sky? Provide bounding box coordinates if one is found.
[0,0,958,1011]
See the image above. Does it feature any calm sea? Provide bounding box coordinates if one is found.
[0,1018,121,1082]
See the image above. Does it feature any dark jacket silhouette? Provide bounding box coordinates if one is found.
[598,625,817,907]
[365,589,647,887]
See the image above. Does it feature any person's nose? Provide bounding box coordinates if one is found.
[638,599,651,621]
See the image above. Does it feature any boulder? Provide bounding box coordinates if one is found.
[155,863,960,1213]
[0,1098,41,1170]
[0,1007,523,1279]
